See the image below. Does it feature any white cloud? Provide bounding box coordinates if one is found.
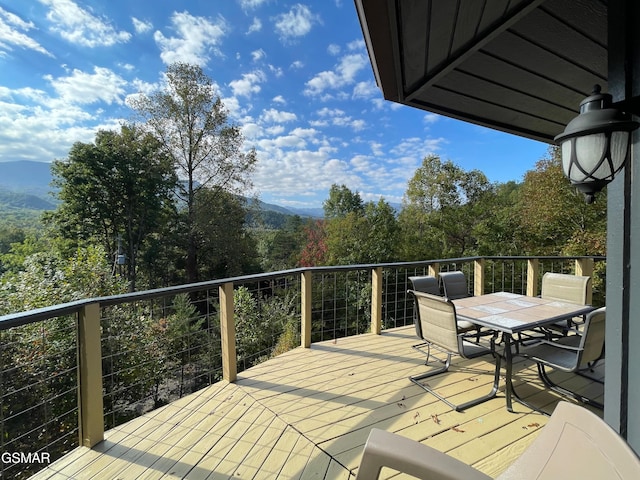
[274,4,318,41]
[304,53,368,97]
[229,70,266,97]
[347,39,366,51]
[290,127,318,138]
[272,95,286,104]
[40,0,131,47]
[132,17,152,34]
[0,85,122,162]
[265,125,285,136]
[238,0,268,10]
[154,11,227,66]
[251,48,265,62]
[241,122,263,140]
[268,64,283,77]
[290,60,304,69]
[313,106,366,132]
[260,108,297,123]
[46,66,127,105]
[352,81,377,99]
[251,147,362,200]
[390,136,445,159]
[424,113,439,124]
[327,44,340,56]
[317,107,345,117]
[370,141,384,156]
[0,7,53,57]
[247,17,262,34]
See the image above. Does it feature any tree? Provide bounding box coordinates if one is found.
[298,219,328,267]
[325,198,398,265]
[193,188,261,279]
[398,155,493,258]
[518,146,606,255]
[323,184,364,219]
[473,181,524,256]
[47,125,176,290]
[130,62,258,283]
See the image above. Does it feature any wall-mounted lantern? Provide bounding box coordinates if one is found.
[555,85,639,203]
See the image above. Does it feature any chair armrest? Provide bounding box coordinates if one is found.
[356,429,492,480]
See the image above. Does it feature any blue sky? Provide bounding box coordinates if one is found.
[0,0,549,208]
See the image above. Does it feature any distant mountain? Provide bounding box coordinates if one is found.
[249,198,323,218]
[0,190,56,211]
[0,161,55,198]
[0,160,324,218]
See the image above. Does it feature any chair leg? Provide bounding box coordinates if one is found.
[412,342,448,366]
[537,363,604,409]
[409,353,501,412]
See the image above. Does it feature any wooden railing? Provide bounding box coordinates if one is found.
[0,255,605,478]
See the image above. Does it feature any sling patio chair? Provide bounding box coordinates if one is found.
[407,290,500,411]
[541,272,592,335]
[355,401,640,479]
[518,306,605,409]
[438,270,470,300]
[439,270,486,341]
[408,275,478,350]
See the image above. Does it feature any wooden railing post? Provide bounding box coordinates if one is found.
[77,302,103,447]
[371,267,383,335]
[301,271,312,348]
[527,258,540,297]
[576,257,594,304]
[219,282,237,383]
[474,259,485,296]
[428,263,440,277]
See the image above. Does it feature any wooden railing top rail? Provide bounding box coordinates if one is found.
[0,255,606,331]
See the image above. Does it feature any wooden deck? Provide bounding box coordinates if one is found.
[30,326,604,479]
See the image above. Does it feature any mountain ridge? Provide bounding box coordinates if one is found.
[0,160,323,217]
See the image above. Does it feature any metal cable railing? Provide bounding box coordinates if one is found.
[0,255,606,479]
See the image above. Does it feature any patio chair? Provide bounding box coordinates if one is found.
[408,275,440,341]
[438,270,486,341]
[408,276,476,343]
[407,290,501,411]
[541,272,591,334]
[439,270,469,299]
[355,401,640,479]
[519,307,605,409]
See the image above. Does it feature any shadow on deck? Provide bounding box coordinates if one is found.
[30,326,604,479]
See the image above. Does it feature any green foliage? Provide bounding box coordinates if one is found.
[254,215,307,271]
[0,244,129,477]
[46,125,177,290]
[0,245,128,313]
[130,62,258,283]
[194,188,261,279]
[323,184,364,218]
[233,286,299,367]
[398,155,494,259]
[326,198,398,265]
[518,146,606,255]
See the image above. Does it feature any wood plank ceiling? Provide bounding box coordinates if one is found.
[355,0,608,143]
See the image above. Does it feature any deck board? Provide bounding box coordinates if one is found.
[30,326,604,479]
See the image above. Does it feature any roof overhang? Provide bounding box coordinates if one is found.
[354,0,608,144]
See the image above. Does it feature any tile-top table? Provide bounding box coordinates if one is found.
[452,292,595,412]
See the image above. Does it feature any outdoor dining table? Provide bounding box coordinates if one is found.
[451,291,595,413]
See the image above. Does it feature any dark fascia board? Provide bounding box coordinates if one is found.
[354,0,402,101]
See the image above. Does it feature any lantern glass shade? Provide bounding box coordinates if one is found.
[561,130,629,184]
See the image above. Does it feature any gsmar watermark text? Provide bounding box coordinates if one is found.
[1,452,51,464]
